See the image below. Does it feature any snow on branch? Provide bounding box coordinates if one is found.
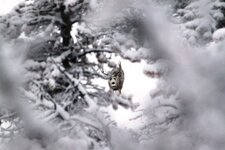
[77,49,114,58]
[50,57,98,112]
[108,92,139,111]
[21,87,70,120]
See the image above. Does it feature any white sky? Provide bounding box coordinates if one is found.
[0,0,24,15]
[0,0,158,129]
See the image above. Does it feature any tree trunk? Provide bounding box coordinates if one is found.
[59,4,73,47]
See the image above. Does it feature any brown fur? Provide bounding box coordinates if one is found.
[108,62,124,94]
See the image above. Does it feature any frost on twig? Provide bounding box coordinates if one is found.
[106,92,139,111]
[50,57,98,112]
[21,84,70,121]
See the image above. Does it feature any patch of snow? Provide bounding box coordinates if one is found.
[64,0,78,6]
[212,28,225,42]
[0,0,24,15]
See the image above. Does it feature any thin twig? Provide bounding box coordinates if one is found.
[78,49,114,57]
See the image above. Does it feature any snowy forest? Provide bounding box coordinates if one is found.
[0,0,225,149]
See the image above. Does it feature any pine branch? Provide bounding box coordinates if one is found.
[0,112,17,120]
[50,57,98,112]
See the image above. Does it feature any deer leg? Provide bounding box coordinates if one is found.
[109,90,118,110]
[119,89,121,94]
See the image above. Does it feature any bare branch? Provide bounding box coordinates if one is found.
[0,113,17,120]
[155,104,178,110]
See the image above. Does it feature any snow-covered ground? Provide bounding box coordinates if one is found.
[106,59,157,129]
[91,55,158,129]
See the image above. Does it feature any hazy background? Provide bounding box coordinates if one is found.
[1,0,225,150]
